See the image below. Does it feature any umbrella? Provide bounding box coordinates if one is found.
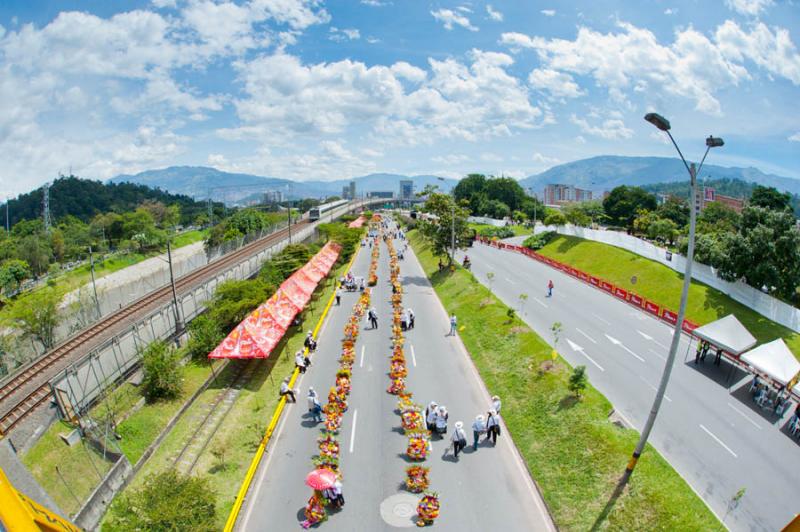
[305,468,337,490]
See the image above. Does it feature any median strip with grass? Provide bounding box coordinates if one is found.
[535,234,800,359]
[409,231,723,531]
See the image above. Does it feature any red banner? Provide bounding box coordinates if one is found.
[644,300,660,316]
[661,309,678,325]
[629,294,643,307]
[589,276,600,287]
[614,287,628,301]
[600,281,614,293]
[578,271,590,282]
[682,320,699,334]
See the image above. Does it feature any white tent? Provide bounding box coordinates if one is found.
[692,314,757,355]
[740,339,800,386]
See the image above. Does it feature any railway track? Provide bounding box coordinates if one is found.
[0,221,309,436]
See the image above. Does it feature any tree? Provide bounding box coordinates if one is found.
[698,201,740,235]
[453,174,487,214]
[568,365,588,398]
[141,341,183,402]
[521,198,545,223]
[543,210,567,226]
[0,259,31,295]
[418,193,471,264]
[484,177,527,212]
[210,279,274,331]
[656,197,690,227]
[648,218,679,245]
[563,204,591,227]
[187,314,224,361]
[750,185,791,212]
[105,470,216,532]
[7,286,62,349]
[484,199,511,219]
[16,234,52,276]
[603,186,657,228]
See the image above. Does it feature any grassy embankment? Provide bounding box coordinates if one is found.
[103,259,348,530]
[469,223,531,236]
[409,231,723,531]
[535,234,800,359]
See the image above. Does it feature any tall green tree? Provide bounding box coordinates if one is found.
[656,197,690,227]
[453,174,487,214]
[603,186,658,228]
[749,185,791,212]
[0,259,31,295]
[7,286,62,349]
[419,193,471,264]
[484,177,527,212]
[141,341,183,402]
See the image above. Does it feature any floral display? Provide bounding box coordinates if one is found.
[405,466,430,493]
[388,376,406,395]
[301,491,328,529]
[400,405,425,432]
[406,432,429,461]
[416,492,440,527]
[317,434,340,460]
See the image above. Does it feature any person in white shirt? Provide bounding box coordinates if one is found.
[451,421,468,458]
[425,401,438,431]
[279,377,296,402]
[485,409,501,445]
[471,414,486,450]
[295,350,307,374]
[491,395,502,414]
[407,308,415,329]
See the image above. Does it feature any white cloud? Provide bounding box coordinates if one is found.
[431,9,478,31]
[360,0,389,5]
[456,6,473,13]
[431,154,470,165]
[570,114,633,140]
[366,36,381,44]
[664,8,676,15]
[391,61,427,83]
[499,20,800,116]
[789,132,800,142]
[208,153,228,166]
[528,68,585,99]
[151,0,177,8]
[541,9,556,17]
[725,0,772,16]
[486,5,503,22]
[329,26,361,41]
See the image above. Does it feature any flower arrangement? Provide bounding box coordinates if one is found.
[401,408,424,432]
[312,454,340,474]
[324,409,342,433]
[317,434,340,460]
[405,466,430,493]
[416,492,440,526]
[406,432,429,460]
[301,492,327,529]
[388,376,406,395]
[396,393,414,412]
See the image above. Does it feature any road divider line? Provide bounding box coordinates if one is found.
[639,375,671,402]
[359,345,366,368]
[727,402,762,430]
[647,348,667,362]
[566,338,604,372]
[575,328,597,344]
[533,297,548,308]
[605,334,645,362]
[699,424,738,458]
[591,312,611,326]
[410,344,417,367]
[505,277,516,284]
[349,409,358,453]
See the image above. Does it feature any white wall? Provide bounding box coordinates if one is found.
[535,224,800,333]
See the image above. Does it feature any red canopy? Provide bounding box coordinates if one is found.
[209,242,341,359]
[348,216,365,228]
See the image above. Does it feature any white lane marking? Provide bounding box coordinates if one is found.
[647,348,666,362]
[591,312,611,326]
[359,345,366,368]
[699,424,738,458]
[533,297,548,308]
[727,402,762,430]
[604,334,645,362]
[410,344,417,367]
[575,328,597,344]
[637,330,653,341]
[639,375,672,402]
[349,409,358,453]
[566,339,605,372]
[505,277,517,284]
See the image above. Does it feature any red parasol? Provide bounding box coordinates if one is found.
[305,468,337,490]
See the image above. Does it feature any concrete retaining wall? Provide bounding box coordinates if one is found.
[73,456,132,531]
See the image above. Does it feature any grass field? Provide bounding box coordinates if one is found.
[536,235,800,360]
[409,231,724,531]
[469,223,532,236]
[102,260,348,529]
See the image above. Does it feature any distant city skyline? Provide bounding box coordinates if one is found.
[1,0,798,199]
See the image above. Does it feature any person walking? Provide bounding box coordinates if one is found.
[368,307,378,329]
[694,340,704,364]
[485,409,501,445]
[434,406,449,436]
[425,401,438,431]
[279,377,296,402]
[408,308,415,329]
[335,287,342,306]
[471,414,486,450]
[547,280,554,298]
[491,395,502,414]
[448,314,457,336]
[700,340,710,362]
[295,350,307,374]
[307,387,323,422]
[451,421,468,459]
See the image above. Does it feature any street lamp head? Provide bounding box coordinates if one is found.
[644,112,671,131]
[706,135,724,148]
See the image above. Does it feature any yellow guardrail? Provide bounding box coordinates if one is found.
[0,466,81,532]
[223,245,361,532]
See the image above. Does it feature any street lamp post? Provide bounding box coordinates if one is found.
[622,113,723,483]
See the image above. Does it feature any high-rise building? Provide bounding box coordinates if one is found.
[400,180,414,199]
[543,184,593,205]
[263,190,284,203]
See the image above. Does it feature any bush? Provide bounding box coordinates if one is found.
[543,211,567,226]
[141,341,183,403]
[187,314,224,361]
[105,470,216,531]
[522,231,556,250]
[209,278,275,331]
[477,226,514,239]
[569,365,588,398]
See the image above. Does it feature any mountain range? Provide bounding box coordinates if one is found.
[108,156,800,202]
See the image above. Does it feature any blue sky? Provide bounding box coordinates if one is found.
[0,0,798,197]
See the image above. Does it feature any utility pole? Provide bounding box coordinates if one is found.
[450,201,455,264]
[287,204,292,244]
[88,246,101,319]
[166,241,184,336]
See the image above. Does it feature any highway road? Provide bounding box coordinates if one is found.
[463,237,800,532]
[239,230,554,530]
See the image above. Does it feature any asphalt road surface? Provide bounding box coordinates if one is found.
[462,237,800,532]
[238,231,554,531]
